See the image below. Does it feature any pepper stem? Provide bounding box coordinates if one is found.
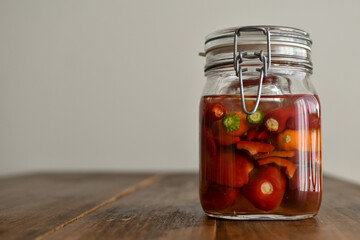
[247,110,264,124]
[261,181,273,195]
[221,113,241,133]
[265,118,279,132]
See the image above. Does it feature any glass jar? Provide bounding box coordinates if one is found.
[199,26,321,220]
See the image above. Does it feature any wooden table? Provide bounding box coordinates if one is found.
[0,173,359,240]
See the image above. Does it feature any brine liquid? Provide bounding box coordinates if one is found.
[199,95,321,218]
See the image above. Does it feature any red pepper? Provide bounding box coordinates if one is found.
[246,129,258,141]
[200,183,239,211]
[257,157,297,178]
[242,165,286,211]
[264,105,295,133]
[287,113,320,130]
[204,103,227,125]
[210,150,254,188]
[212,120,241,146]
[236,141,275,156]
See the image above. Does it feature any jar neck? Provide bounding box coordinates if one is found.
[202,65,315,98]
[205,64,312,79]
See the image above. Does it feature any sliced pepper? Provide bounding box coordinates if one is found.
[242,165,286,211]
[246,129,258,141]
[236,141,275,155]
[257,157,297,178]
[207,103,226,120]
[247,110,264,125]
[221,112,249,136]
[212,120,241,146]
[204,102,226,127]
[210,150,254,188]
[255,129,268,141]
[264,105,295,133]
[246,129,269,141]
[276,129,321,151]
[253,150,296,160]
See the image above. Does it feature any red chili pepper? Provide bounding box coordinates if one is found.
[257,157,297,179]
[210,150,254,188]
[287,113,320,130]
[242,165,286,211]
[200,183,239,211]
[212,120,241,146]
[264,105,296,133]
[236,141,275,156]
[204,103,227,125]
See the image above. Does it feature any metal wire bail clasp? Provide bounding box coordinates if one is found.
[233,26,271,115]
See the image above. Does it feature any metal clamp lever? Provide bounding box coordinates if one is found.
[233,26,271,115]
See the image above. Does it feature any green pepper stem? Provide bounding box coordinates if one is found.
[222,113,241,132]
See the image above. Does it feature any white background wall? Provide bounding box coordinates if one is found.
[1,0,359,183]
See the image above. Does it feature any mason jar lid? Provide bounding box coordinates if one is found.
[203,25,313,72]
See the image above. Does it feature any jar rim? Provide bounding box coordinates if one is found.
[204,25,312,53]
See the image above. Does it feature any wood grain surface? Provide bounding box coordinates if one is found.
[0,173,154,240]
[0,173,359,240]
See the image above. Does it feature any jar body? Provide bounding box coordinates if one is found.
[199,67,321,220]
